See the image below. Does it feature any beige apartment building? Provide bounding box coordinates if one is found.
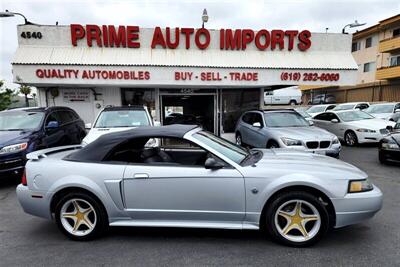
[302,14,400,103]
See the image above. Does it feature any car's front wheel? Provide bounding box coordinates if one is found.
[235,132,243,146]
[344,131,358,146]
[265,191,329,247]
[55,192,108,241]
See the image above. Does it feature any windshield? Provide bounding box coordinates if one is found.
[265,112,310,127]
[95,110,150,128]
[337,111,374,122]
[0,111,44,131]
[333,104,355,111]
[307,106,325,113]
[366,104,394,114]
[192,131,249,164]
[295,110,311,118]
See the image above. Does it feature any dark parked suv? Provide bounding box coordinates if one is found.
[0,106,86,178]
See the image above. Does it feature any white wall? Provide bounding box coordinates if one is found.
[37,87,121,123]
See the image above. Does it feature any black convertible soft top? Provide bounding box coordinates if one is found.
[67,124,199,162]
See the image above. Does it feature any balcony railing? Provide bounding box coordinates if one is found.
[379,36,400,53]
[376,65,400,80]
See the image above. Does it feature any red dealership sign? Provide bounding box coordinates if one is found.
[70,24,312,51]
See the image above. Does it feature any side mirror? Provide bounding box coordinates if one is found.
[309,120,314,126]
[153,121,161,126]
[331,119,339,123]
[85,123,92,130]
[386,125,394,132]
[205,157,224,170]
[46,121,59,129]
[252,122,262,128]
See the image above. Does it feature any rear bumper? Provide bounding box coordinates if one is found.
[16,184,53,220]
[331,185,383,228]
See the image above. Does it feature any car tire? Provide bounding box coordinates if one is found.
[267,140,280,149]
[378,151,387,164]
[55,192,108,241]
[235,132,243,146]
[265,191,329,247]
[344,131,358,146]
[289,100,297,106]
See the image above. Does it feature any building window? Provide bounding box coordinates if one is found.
[393,28,400,38]
[351,42,360,52]
[390,55,400,67]
[363,62,376,72]
[365,37,372,48]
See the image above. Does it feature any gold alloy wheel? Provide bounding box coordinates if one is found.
[60,198,97,237]
[274,199,321,243]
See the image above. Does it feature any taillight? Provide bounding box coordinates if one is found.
[21,169,27,186]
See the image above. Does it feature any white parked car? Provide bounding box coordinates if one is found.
[365,102,400,121]
[306,104,336,117]
[82,106,155,145]
[332,102,370,111]
[264,86,302,105]
[312,110,396,146]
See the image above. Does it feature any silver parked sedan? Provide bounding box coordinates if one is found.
[235,109,341,157]
[17,125,382,247]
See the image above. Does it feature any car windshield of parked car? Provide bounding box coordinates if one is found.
[295,110,311,118]
[264,112,310,127]
[0,111,44,131]
[333,104,355,111]
[366,104,394,114]
[337,111,374,122]
[307,106,325,113]
[192,130,249,164]
[94,110,150,128]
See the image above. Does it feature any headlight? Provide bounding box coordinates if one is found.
[348,179,373,193]
[332,136,340,144]
[381,139,399,149]
[281,137,303,146]
[356,128,376,133]
[0,143,28,154]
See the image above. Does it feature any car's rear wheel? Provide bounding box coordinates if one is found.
[344,131,358,146]
[265,191,329,247]
[289,100,297,106]
[55,192,108,241]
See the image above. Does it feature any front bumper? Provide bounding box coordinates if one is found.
[357,132,387,144]
[16,184,53,220]
[0,154,25,177]
[331,185,383,228]
[279,143,341,158]
[379,148,400,162]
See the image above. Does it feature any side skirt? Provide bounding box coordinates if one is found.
[109,220,259,230]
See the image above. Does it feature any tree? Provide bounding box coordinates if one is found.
[0,80,17,111]
[19,85,32,107]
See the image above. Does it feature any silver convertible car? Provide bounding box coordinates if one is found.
[17,125,382,247]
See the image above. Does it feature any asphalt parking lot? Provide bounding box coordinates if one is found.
[0,146,399,266]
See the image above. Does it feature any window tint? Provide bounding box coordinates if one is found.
[252,113,264,126]
[327,105,336,110]
[242,113,253,124]
[314,113,330,121]
[356,104,369,110]
[56,111,74,125]
[45,112,60,126]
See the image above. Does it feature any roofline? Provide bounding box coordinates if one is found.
[353,13,400,40]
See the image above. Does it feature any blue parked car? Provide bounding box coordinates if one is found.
[0,107,86,178]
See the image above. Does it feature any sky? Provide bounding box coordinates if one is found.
[0,0,399,91]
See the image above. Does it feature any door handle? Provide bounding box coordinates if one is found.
[133,173,149,179]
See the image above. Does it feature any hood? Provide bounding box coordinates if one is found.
[0,130,32,147]
[348,118,395,130]
[82,127,135,144]
[268,126,335,141]
[249,149,366,180]
[371,113,392,119]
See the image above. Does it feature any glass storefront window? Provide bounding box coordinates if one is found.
[121,88,156,118]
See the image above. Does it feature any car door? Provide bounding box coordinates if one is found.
[57,110,80,145]
[325,113,343,137]
[245,112,266,147]
[122,139,245,223]
[41,112,65,148]
[240,112,254,145]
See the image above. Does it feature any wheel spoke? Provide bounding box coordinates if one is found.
[278,210,293,221]
[62,212,77,220]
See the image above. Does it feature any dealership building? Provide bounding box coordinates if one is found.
[12,23,358,134]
